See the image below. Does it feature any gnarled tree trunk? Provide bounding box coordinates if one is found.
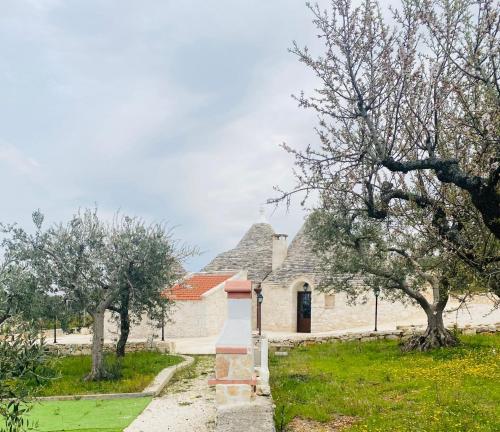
[402,305,458,352]
[401,286,458,352]
[86,299,112,381]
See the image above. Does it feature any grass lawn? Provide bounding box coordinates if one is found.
[270,333,500,432]
[24,398,151,432]
[38,351,182,396]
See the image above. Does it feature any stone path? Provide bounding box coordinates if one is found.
[125,356,216,432]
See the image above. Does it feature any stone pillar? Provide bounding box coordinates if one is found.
[255,335,270,396]
[259,336,269,383]
[209,280,256,405]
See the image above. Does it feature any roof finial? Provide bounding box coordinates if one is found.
[258,206,267,223]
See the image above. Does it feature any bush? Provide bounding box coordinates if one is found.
[0,325,52,432]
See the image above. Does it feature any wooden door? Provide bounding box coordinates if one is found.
[297,291,311,333]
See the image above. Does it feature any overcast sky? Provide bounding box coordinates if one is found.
[0,0,322,271]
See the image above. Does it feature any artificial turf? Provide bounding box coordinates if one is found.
[4,398,151,431]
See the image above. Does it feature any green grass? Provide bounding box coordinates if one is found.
[25,398,151,431]
[38,351,182,396]
[270,333,500,432]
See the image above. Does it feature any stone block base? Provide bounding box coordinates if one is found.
[215,352,253,380]
[215,384,253,406]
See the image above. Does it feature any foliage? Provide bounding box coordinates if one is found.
[4,208,191,380]
[270,334,500,431]
[271,0,499,299]
[0,326,52,432]
[306,208,461,349]
[105,215,190,357]
[0,260,44,328]
[37,352,182,396]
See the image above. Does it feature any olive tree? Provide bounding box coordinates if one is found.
[4,209,121,380]
[0,217,51,327]
[7,209,191,379]
[307,209,463,349]
[41,209,113,380]
[106,216,188,357]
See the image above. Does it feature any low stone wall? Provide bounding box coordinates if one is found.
[268,323,500,349]
[46,340,174,356]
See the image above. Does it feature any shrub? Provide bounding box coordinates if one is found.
[0,325,52,432]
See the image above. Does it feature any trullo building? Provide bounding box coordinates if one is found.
[106,215,446,340]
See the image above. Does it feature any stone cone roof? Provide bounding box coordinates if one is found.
[264,222,322,285]
[202,222,275,281]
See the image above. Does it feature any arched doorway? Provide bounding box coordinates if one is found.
[294,281,312,333]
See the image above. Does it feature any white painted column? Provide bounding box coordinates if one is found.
[256,335,270,396]
[209,280,255,405]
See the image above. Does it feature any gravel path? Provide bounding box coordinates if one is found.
[125,356,216,432]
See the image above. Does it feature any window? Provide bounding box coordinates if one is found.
[324,294,335,309]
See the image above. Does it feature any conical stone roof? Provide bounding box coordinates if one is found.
[202,222,275,281]
[264,222,322,285]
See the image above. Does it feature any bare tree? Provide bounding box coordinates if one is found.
[271,0,499,296]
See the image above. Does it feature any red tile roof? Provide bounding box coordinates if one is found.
[164,273,236,301]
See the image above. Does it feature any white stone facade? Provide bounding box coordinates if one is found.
[105,271,246,340]
[112,218,498,340]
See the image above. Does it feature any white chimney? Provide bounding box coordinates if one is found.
[272,234,288,271]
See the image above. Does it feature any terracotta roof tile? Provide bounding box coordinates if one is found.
[164,273,235,301]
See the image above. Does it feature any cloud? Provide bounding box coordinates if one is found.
[0,141,40,174]
[0,0,323,271]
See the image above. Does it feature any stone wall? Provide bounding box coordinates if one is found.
[268,323,500,349]
[204,279,230,336]
[46,340,173,356]
[165,300,210,338]
[44,323,500,356]
[104,310,159,341]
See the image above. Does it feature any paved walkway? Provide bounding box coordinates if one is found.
[125,356,216,432]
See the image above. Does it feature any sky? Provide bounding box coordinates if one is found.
[0,0,322,271]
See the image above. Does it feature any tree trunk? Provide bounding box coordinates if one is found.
[0,301,11,326]
[0,313,10,326]
[115,307,130,358]
[85,302,111,381]
[115,280,131,358]
[401,306,458,352]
